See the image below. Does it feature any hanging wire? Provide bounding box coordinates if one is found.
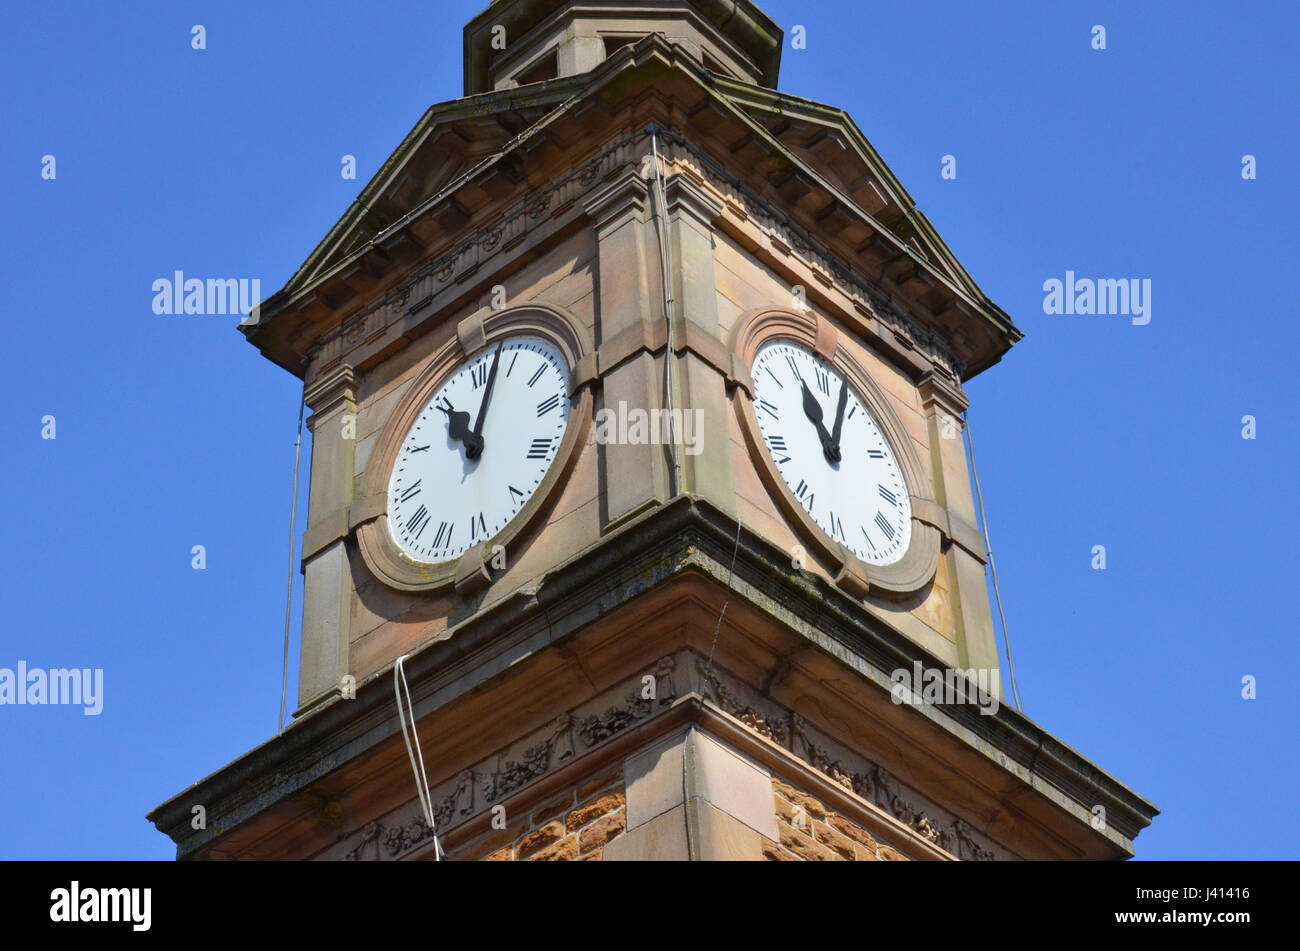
[278,391,306,735]
[964,409,1023,712]
[706,516,745,671]
[394,654,444,861]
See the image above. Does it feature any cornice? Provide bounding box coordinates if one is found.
[147,495,1158,859]
[246,35,1018,383]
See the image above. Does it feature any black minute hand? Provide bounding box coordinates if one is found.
[466,344,502,461]
[828,379,848,455]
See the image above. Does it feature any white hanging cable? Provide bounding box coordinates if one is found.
[963,409,1023,712]
[705,516,744,671]
[394,654,444,861]
[650,129,683,496]
[278,392,306,736]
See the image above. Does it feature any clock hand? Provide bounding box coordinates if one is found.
[466,344,502,461]
[828,378,848,458]
[436,401,483,457]
[799,378,841,463]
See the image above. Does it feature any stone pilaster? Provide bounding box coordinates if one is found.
[606,727,777,860]
[662,169,736,511]
[297,365,357,716]
[584,172,671,527]
[917,370,1000,684]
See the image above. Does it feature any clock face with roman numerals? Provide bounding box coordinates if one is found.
[387,335,570,564]
[751,340,912,566]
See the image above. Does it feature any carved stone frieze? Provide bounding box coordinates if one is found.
[699,657,997,861]
[337,656,677,860]
[342,820,384,861]
[699,661,789,746]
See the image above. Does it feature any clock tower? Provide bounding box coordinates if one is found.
[149,0,1157,860]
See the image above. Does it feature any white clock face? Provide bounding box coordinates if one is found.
[751,340,912,566]
[387,335,570,563]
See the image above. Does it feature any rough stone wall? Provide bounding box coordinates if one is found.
[474,778,628,861]
[766,778,909,862]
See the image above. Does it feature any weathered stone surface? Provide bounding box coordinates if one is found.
[813,820,857,860]
[577,768,623,802]
[829,814,877,853]
[567,791,626,831]
[516,821,565,859]
[602,804,689,861]
[779,824,835,861]
[531,835,579,861]
[532,792,576,826]
[578,809,626,852]
[772,780,827,820]
[761,839,800,862]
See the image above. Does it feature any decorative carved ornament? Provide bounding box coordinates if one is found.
[728,305,943,599]
[311,134,963,386]
[698,659,995,860]
[339,656,994,861]
[343,657,678,860]
[353,302,594,593]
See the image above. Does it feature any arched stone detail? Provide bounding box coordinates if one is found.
[355,303,595,593]
[729,305,940,600]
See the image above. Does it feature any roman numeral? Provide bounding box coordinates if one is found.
[867,449,885,459]
[758,399,780,420]
[874,511,895,540]
[785,354,802,380]
[814,366,830,395]
[469,513,487,540]
[794,480,814,511]
[399,480,422,502]
[766,434,790,465]
[528,365,546,388]
[878,485,898,507]
[537,393,561,417]
[527,437,552,459]
[405,505,431,540]
[828,511,846,541]
[509,485,525,499]
[408,445,430,454]
[471,362,489,388]
[507,352,519,377]
[847,405,857,420]
[431,520,451,549]
[764,366,784,389]
[860,525,876,551]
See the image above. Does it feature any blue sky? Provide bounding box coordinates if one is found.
[1,0,1295,859]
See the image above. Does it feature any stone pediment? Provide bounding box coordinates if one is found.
[244,32,1018,380]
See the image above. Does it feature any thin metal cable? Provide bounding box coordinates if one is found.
[278,391,306,735]
[706,517,744,669]
[394,655,444,861]
[963,409,1023,712]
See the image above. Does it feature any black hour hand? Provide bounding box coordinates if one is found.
[800,380,841,463]
[437,400,483,457]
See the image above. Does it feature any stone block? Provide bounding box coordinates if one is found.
[624,733,687,829]
[602,805,688,861]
